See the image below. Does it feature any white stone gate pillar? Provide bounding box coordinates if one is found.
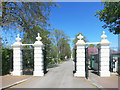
[74,34,86,77]
[33,33,44,76]
[99,31,111,77]
[12,34,23,76]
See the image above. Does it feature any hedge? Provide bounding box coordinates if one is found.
[2,48,13,75]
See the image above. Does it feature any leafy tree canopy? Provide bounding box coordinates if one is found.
[1,2,56,30]
[58,38,71,59]
[51,29,71,59]
[1,2,56,45]
[88,44,95,47]
[95,2,120,34]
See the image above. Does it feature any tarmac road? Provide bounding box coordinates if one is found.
[11,59,97,88]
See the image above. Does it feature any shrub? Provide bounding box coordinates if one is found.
[2,48,13,75]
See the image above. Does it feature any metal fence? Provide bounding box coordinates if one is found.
[110,47,120,74]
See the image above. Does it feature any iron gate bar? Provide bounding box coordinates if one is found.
[22,49,34,75]
[110,54,113,72]
[98,47,100,75]
[43,46,47,74]
[22,44,34,46]
[110,53,120,72]
[85,47,89,79]
[74,48,77,73]
[86,42,100,44]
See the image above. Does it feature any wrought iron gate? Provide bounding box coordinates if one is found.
[98,47,100,75]
[22,48,34,75]
[110,53,120,73]
[43,46,47,74]
[74,48,77,73]
[85,47,89,79]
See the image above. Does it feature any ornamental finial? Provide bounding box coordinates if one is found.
[36,33,42,41]
[16,34,21,42]
[77,34,83,40]
[101,31,107,39]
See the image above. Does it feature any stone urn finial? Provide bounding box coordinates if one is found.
[36,33,42,41]
[76,34,86,45]
[34,33,43,46]
[12,34,22,47]
[77,34,83,40]
[16,34,21,42]
[101,31,107,39]
[100,31,111,45]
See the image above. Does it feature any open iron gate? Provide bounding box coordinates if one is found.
[110,53,120,73]
[85,47,100,79]
[98,47,100,76]
[85,47,89,79]
[43,46,47,74]
[22,48,34,75]
[74,48,77,73]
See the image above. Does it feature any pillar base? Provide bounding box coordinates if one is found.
[99,71,110,77]
[74,71,85,77]
[12,70,23,76]
[33,71,44,76]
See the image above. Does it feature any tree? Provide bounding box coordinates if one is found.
[95,2,120,34]
[22,26,53,69]
[52,29,69,59]
[58,38,71,60]
[88,44,95,47]
[2,2,55,30]
[65,43,71,58]
[22,26,50,45]
[1,2,59,72]
[0,35,2,47]
[1,2,56,44]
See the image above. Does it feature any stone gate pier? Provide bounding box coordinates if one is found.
[12,33,44,76]
[33,33,44,76]
[99,31,111,77]
[74,31,111,77]
[74,34,86,77]
[12,34,23,76]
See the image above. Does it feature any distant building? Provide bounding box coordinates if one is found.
[118,34,120,52]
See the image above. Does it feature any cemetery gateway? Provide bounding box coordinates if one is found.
[12,31,111,77]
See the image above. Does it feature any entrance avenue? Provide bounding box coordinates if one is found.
[12,59,96,88]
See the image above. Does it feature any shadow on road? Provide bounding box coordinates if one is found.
[47,64,59,69]
[23,69,33,75]
[91,70,99,76]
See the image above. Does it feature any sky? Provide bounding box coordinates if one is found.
[1,2,118,50]
[49,2,118,50]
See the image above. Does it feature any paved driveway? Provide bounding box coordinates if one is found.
[11,59,97,88]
